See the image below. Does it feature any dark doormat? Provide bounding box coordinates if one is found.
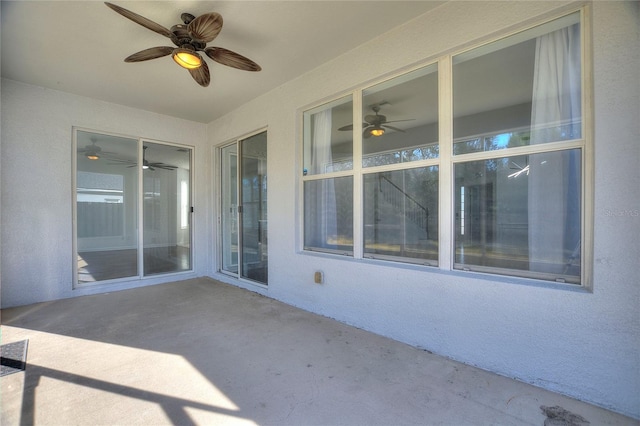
[1,339,29,377]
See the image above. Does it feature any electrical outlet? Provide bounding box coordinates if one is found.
[314,271,323,284]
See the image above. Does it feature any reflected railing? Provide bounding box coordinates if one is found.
[378,174,430,239]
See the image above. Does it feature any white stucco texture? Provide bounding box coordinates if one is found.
[206,1,639,419]
[1,0,638,420]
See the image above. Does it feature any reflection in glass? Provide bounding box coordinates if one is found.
[76,132,192,284]
[221,144,238,275]
[362,64,439,167]
[143,142,191,276]
[303,95,353,175]
[363,167,438,264]
[76,130,138,284]
[454,149,581,282]
[304,177,353,253]
[453,12,581,155]
[220,132,268,285]
[241,132,268,284]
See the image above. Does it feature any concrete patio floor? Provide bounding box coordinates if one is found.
[1,278,636,425]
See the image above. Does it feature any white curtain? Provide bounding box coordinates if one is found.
[530,24,581,142]
[528,23,581,275]
[311,109,333,175]
[305,110,337,248]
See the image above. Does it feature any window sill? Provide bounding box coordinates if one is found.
[299,249,591,293]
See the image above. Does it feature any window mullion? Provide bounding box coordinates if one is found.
[581,5,593,289]
[451,139,585,164]
[438,56,453,271]
[353,89,364,260]
[137,138,144,279]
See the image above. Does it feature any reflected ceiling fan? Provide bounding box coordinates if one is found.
[105,2,261,87]
[110,146,178,171]
[78,139,115,161]
[339,102,414,138]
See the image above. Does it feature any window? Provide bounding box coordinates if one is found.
[304,177,353,253]
[302,9,589,285]
[303,64,439,263]
[303,96,354,253]
[361,65,439,264]
[363,167,438,263]
[454,151,581,281]
[452,11,583,283]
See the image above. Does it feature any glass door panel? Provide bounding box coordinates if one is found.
[240,132,268,284]
[143,142,192,276]
[76,130,138,284]
[221,144,239,274]
[219,132,268,285]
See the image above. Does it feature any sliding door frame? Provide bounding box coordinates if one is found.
[216,127,268,286]
[72,127,194,288]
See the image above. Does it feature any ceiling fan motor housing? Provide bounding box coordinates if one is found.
[170,25,206,50]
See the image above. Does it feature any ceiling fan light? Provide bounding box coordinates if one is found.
[370,127,385,137]
[172,48,202,69]
[86,153,100,160]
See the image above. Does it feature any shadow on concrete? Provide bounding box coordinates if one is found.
[19,364,248,426]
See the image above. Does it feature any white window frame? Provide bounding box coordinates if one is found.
[299,5,593,289]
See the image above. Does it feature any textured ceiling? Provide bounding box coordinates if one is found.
[1,1,443,123]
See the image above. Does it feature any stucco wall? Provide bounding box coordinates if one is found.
[0,80,210,306]
[207,1,639,418]
[1,0,637,419]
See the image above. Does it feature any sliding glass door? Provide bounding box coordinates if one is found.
[220,131,268,285]
[143,142,192,276]
[240,133,268,283]
[75,129,192,285]
[76,131,139,283]
[220,144,239,274]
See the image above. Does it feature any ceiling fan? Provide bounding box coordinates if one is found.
[339,102,414,138]
[110,146,178,171]
[105,2,261,87]
[78,139,115,161]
